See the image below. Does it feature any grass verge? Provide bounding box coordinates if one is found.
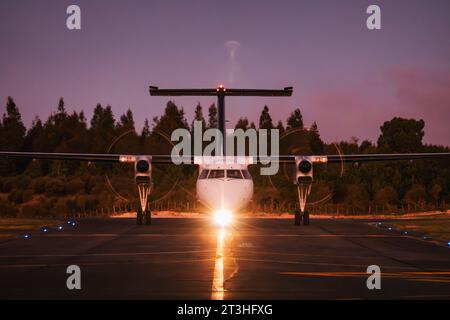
[0,218,62,232]
[388,215,450,242]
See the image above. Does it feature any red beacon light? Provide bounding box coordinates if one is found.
[217,84,225,92]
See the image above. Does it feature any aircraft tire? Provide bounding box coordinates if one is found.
[303,210,310,225]
[136,210,143,225]
[294,210,302,226]
[144,210,152,225]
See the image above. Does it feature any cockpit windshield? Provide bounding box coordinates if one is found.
[226,170,243,179]
[199,169,252,180]
[208,170,225,179]
[198,170,209,179]
[242,170,252,179]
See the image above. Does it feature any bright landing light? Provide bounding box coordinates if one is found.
[213,209,233,226]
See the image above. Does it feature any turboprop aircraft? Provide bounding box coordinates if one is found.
[1,84,450,226]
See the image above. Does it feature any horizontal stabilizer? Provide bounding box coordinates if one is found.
[149,86,292,97]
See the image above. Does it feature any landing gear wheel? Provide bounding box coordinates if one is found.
[294,209,302,226]
[136,210,143,225]
[303,210,310,226]
[144,210,152,225]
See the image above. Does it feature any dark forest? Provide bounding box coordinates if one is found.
[0,97,449,217]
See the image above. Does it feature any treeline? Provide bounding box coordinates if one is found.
[0,96,449,217]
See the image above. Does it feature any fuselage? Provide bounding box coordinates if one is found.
[196,163,253,212]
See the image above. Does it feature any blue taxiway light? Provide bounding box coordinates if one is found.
[447,242,450,246]
[24,234,30,239]
[43,228,48,232]
[388,227,393,230]
[66,220,76,226]
[404,231,408,234]
[58,226,63,230]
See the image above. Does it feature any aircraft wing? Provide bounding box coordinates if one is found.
[325,152,450,163]
[2,151,450,165]
[0,152,185,164]
[257,152,450,164]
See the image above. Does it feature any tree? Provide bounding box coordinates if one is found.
[192,103,206,130]
[62,110,89,153]
[33,97,71,153]
[24,116,43,152]
[150,101,189,154]
[141,118,150,140]
[53,97,70,143]
[259,105,274,130]
[343,184,370,212]
[57,97,66,115]
[90,104,116,152]
[0,97,26,151]
[404,184,426,207]
[377,117,425,152]
[148,101,191,196]
[308,121,324,154]
[276,120,285,136]
[208,103,217,128]
[115,108,139,154]
[235,117,250,130]
[286,108,304,130]
[374,186,398,207]
[139,118,152,154]
[279,109,310,155]
[359,140,375,153]
[117,108,135,133]
[0,97,26,174]
[430,184,442,205]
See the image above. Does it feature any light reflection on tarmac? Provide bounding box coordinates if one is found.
[211,226,226,300]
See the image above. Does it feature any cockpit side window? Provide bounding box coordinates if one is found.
[208,170,225,179]
[226,170,243,179]
[242,170,252,179]
[198,170,209,179]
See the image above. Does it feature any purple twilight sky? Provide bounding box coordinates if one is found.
[0,0,449,145]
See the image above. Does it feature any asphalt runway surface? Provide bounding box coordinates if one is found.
[1,217,450,299]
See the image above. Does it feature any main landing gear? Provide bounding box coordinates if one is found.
[136,182,152,225]
[295,181,312,226]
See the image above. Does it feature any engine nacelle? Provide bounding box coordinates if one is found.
[294,156,313,185]
[134,157,152,185]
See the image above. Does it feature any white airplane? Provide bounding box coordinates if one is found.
[196,161,253,224]
[1,84,450,226]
